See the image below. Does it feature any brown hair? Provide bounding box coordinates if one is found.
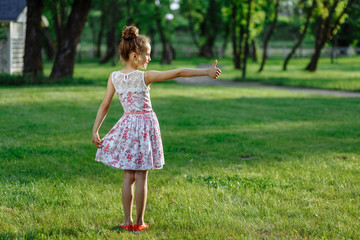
[119,26,150,61]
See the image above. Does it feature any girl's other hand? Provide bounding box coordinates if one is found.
[208,60,221,79]
[92,132,102,148]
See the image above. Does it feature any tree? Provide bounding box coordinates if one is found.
[49,0,92,79]
[242,0,252,81]
[250,40,257,62]
[180,0,223,58]
[228,0,264,70]
[283,0,317,71]
[99,0,123,64]
[87,0,104,58]
[180,0,201,50]
[258,0,280,73]
[42,26,56,60]
[305,0,354,71]
[198,0,223,58]
[334,1,360,48]
[231,0,243,69]
[23,0,44,80]
[153,0,173,64]
[221,13,231,59]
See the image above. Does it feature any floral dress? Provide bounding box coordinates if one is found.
[95,70,164,170]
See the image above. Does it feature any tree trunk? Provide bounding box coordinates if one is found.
[42,27,55,60]
[198,0,221,58]
[149,29,156,59]
[331,37,338,64]
[306,44,322,71]
[231,1,240,69]
[96,10,106,58]
[283,0,316,70]
[53,0,67,49]
[187,4,200,49]
[221,20,230,58]
[305,0,353,71]
[250,39,257,62]
[50,0,92,79]
[100,25,117,64]
[258,0,280,73]
[199,40,215,59]
[155,8,172,64]
[23,0,43,80]
[99,0,122,63]
[238,24,244,68]
[242,0,252,81]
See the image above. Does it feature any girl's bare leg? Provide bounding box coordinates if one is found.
[134,170,148,225]
[122,170,135,225]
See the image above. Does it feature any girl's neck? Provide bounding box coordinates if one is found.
[122,62,138,74]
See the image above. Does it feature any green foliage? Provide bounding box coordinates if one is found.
[310,0,352,38]
[0,23,8,40]
[179,0,224,55]
[0,74,25,85]
[336,1,360,46]
[0,73,94,86]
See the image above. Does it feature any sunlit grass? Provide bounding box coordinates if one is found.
[1,82,359,239]
[218,57,360,91]
[43,56,360,91]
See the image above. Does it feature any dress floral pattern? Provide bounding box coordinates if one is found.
[95,70,164,170]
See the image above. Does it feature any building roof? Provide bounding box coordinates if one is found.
[0,0,26,22]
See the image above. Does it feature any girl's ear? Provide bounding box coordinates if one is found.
[130,52,137,60]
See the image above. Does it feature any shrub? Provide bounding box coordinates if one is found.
[0,73,95,86]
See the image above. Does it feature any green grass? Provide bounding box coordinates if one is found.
[42,56,360,92]
[218,57,360,92]
[1,81,360,239]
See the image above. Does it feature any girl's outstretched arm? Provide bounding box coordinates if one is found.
[145,60,221,85]
[92,74,115,148]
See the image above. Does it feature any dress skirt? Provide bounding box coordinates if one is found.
[95,111,164,170]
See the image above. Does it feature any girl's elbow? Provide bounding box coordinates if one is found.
[177,70,184,78]
[100,102,110,112]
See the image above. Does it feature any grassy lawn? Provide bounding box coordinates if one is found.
[1,80,359,239]
[221,57,360,92]
[42,56,360,92]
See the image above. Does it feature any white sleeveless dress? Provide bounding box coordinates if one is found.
[95,70,164,170]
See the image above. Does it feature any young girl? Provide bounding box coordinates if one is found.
[92,26,221,232]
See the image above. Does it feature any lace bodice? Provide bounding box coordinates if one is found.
[111,70,152,113]
[112,70,150,94]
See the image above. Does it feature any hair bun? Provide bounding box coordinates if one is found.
[122,26,139,40]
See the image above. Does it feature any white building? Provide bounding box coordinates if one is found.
[0,0,27,74]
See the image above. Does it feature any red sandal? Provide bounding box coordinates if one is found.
[133,223,149,232]
[119,224,133,231]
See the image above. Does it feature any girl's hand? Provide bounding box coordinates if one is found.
[208,60,221,79]
[92,132,102,148]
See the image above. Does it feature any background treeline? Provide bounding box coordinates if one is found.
[17,0,360,80]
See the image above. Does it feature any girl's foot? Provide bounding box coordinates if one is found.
[133,223,149,232]
[120,222,133,231]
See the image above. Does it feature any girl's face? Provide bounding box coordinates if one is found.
[138,43,151,69]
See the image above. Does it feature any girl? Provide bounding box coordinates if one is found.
[92,26,221,232]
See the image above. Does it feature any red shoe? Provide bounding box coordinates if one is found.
[133,223,149,232]
[119,224,133,231]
